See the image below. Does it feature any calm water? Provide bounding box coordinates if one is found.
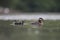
[9,26,60,40]
[0,25,60,40]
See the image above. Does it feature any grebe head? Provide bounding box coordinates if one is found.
[39,18,43,20]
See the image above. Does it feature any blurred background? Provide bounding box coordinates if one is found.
[0,0,60,20]
[0,0,60,13]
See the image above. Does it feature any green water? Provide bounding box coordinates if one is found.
[9,26,60,40]
[0,20,60,40]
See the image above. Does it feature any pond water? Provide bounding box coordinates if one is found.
[9,26,60,40]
